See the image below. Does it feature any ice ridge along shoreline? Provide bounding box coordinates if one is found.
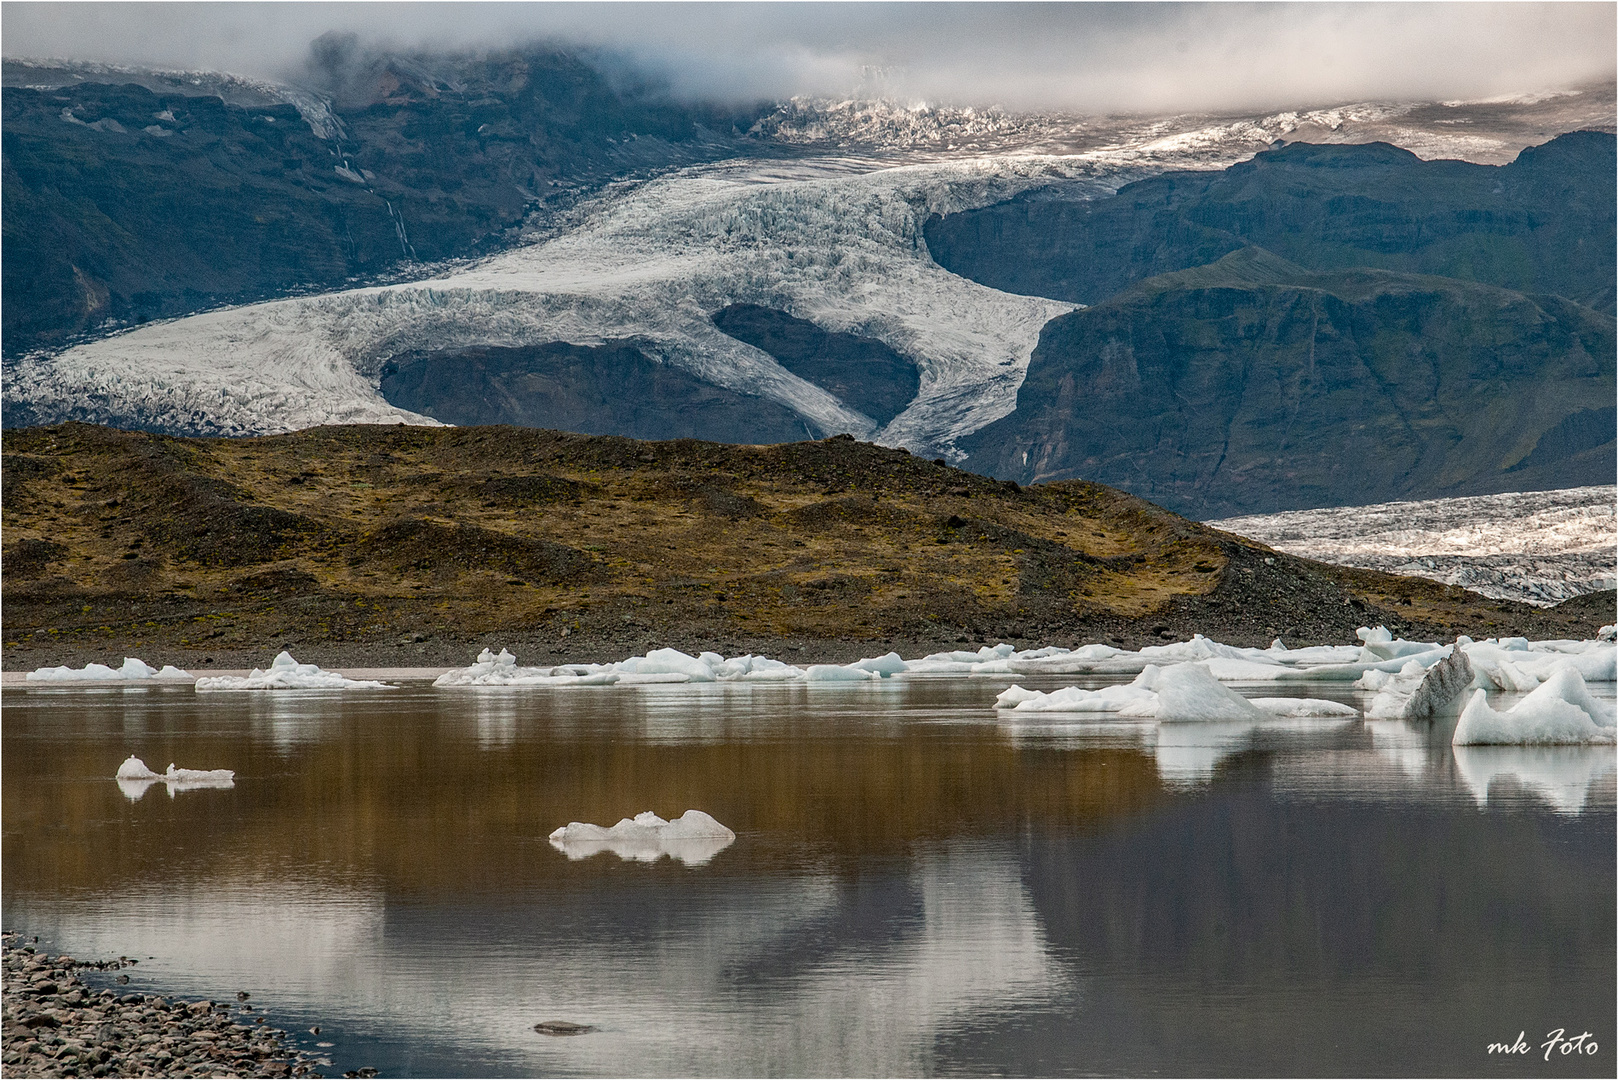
[430,630,1613,688]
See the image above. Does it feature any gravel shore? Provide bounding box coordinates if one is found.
[0,934,360,1079]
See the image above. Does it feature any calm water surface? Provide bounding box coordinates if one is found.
[4,675,1614,1077]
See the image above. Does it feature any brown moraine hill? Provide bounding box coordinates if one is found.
[1,423,1608,668]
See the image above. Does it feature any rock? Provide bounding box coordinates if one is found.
[534,1020,596,1036]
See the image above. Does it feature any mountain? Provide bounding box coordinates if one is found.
[3,56,1613,517]
[924,132,1618,314]
[1,52,768,356]
[3,423,1602,670]
[958,249,1617,518]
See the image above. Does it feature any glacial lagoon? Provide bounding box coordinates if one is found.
[3,673,1613,1077]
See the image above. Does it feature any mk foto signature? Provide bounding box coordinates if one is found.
[1488,1029,1599,1060]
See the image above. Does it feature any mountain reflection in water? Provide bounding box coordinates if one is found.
[3,677,1612,1077]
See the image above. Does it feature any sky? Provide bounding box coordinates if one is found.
[2,2,1614,114]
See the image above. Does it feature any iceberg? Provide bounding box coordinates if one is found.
[115,756,235,801]
[996,663,1355,721]
[1452,666,1617,745]
[431,631,1614,694]
[194,652,395,690]
[27,658,193,682]
[1361,647,1474,720]
[548,810,737,866]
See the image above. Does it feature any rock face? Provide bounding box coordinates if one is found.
[0,51,766,356]
[709,305,922,426]
[959,250,1616,518]
[380,341,817,444]
[925,132,1618,314]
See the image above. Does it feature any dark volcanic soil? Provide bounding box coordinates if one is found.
[2,423,1607,671]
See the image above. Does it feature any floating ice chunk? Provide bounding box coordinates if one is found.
[1137,663,1266,723]
[1452,745,1617,815]
[1600,625,1616,643]
[623,648,716,682]
[1365,647,1474,720]
[548,810,736,866]
[1453,666,1617,745]
[433,648,566,686]
[1200,656,1296,682]
[997,663,1349,721]
[194,652,394,690]
[1248,698,1359,718]
[116,755,163,780]
[27,658,194,682]
[804,663,880,682]
[114,756,235,801]
[1471,656,1541,693]
[848,651,908,677]
[1356,625,1443,661]
[163,763,237,783]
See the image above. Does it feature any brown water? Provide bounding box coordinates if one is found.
[3,677,1613,1077]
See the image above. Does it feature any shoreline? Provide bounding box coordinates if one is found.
[0,935,353,1079]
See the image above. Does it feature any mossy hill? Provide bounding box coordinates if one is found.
[2,423,1603,669]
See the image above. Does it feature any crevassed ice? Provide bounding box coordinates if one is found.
[14,103,1396,455]
[1209,486,1618,607]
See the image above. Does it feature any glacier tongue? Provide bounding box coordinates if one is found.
[8,154,1096,452]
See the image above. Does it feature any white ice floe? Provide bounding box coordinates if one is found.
[432,629,1613,696]
[193,652,395,691]
[26,658,193,683]
[1452,744,1618,814]
[548,810,737,866]
[115,756,235,800]
[1452,666,1617,745]
[995,662,1356,721]
[435,646,889,686]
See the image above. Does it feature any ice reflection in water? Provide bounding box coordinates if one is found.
[3,676,1613,1077]
[1453,745,1618,815]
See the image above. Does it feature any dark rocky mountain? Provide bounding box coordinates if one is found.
[379,342,816,444]
[925,132,1618,314]
[1,50,769,356]
[959,249,1617,518]
[710,305,921,426]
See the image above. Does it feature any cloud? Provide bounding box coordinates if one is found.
[3,1,1613,113]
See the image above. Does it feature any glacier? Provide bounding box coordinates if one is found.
[14,86,1599,456]
[1208,486,1618,607]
